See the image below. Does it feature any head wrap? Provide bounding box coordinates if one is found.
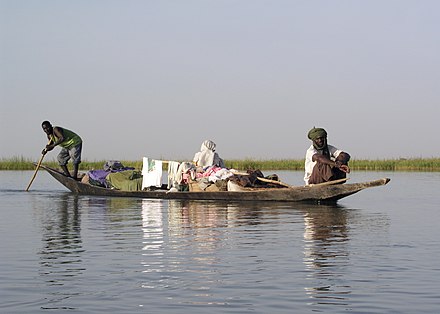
[307,127,327,141]
[201,140,216,151]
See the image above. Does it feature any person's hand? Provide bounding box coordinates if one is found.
[339,164,350,173]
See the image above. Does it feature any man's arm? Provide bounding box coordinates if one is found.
[312,153,350,173]
[45,127,65,151]
[312,153,333,165]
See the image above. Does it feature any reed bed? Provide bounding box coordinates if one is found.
[1,157,440,171]
[349,158,440,171]
[227,158,440,171]
[0,157,144,171]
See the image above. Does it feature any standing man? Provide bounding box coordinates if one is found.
[41,121,82,180]
[304,127,350,185]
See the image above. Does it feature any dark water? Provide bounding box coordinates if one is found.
[1,170,439,313]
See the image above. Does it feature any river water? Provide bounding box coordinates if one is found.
[1,170,439,313]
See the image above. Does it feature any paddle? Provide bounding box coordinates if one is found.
[25,147,48,191]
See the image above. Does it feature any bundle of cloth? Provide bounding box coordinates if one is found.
[83,161,141,191]
[190,165,235,191]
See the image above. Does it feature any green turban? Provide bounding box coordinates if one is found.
[307,127,327,141]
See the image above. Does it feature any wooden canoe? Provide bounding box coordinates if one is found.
[38,164,390,204]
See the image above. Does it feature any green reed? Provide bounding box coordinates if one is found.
[1,156,439,171]
[225,159,305,171]
[349,158,440,171]
[227,158,440,171]
[0,157,144,171]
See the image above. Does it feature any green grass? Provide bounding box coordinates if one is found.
[0,157,144,171]
[1,156,440,171]
[348,158,440,171]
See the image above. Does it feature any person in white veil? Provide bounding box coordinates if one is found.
[193,140,225,168]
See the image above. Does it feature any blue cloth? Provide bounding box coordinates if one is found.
[88,169,110,187]
[88,166,135,187]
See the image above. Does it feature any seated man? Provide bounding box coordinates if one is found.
[304,127,350,185]
[193,139,225,168]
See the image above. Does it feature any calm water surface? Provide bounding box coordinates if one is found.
[1,170,440,313]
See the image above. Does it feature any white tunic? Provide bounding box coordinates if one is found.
[304,144,343,185]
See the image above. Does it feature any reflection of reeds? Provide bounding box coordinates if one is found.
[1,156,440,171]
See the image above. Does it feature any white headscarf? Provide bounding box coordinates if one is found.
[201,140,216,151]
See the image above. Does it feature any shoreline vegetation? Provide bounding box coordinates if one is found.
[1,157,440,172]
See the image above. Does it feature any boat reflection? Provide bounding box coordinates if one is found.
[140,199,228,289]
[137,198,388,308]
[299,204,352,306]
[139,199,272,295]
[167,199,272,228]
[83,196,141,223]
[167,200,229,230]
[141,199,165,256]
[37,193,84,310]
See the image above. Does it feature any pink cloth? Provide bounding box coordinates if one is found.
[196,166,222,178]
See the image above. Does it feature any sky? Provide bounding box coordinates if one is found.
[1,0,439,162]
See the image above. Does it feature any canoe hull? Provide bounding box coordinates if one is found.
[39,164,390,203]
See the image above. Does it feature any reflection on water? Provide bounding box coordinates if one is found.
[300,205,351,306]
[140,200,383,309]
[28,191,391,312]
[141,199,164,252]
[168,200,228,253]
[141,199,165,286]
[4,171,438,313]
[36,194,147,311]
[140,200,229,295]
[299,204,390,310]
[37,194,84,310]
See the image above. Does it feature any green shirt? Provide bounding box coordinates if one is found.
[50,127,82,149]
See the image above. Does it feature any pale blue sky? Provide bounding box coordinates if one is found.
[1,0,439,162]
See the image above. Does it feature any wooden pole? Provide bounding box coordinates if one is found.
[256,177,293,188]
[25,153,46,191]
[308,177,349,187]
[230,171,293,188]
[25,146,48,191]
